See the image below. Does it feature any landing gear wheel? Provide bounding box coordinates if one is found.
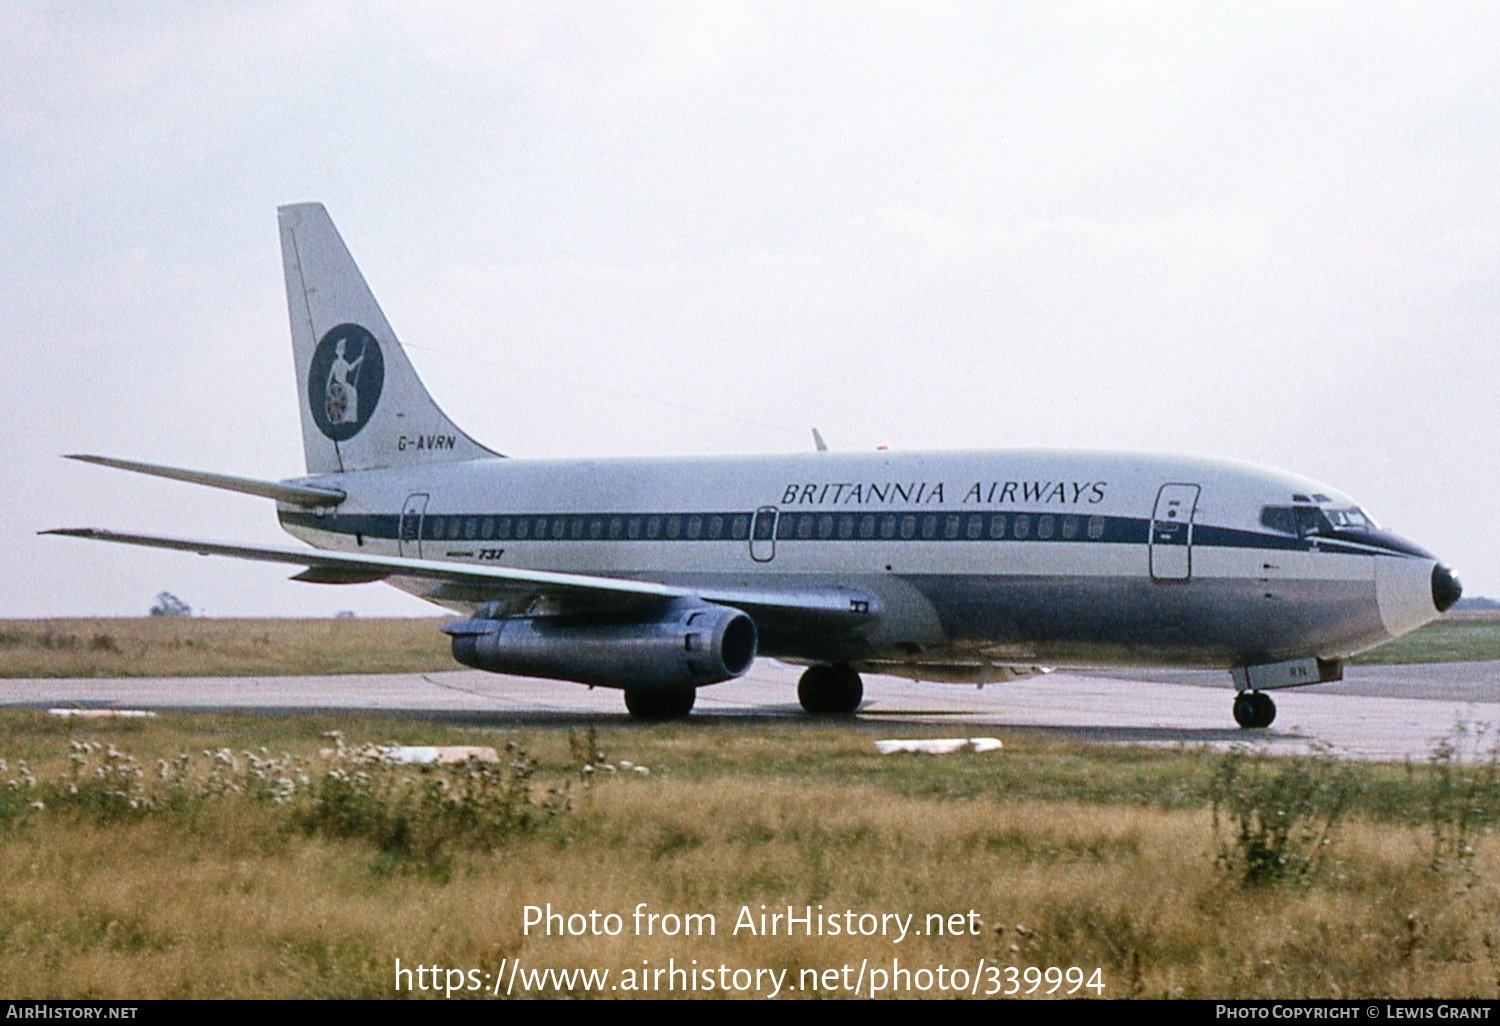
[798,664,864,714]
[1232,691,1276,729]
[624,686,696,720]
[1253,692,1276,728]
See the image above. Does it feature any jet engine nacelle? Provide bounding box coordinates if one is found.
[444,601,758,691]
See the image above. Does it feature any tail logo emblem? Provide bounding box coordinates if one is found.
[309,324,385,441]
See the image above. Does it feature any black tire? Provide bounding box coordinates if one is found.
[1233,691,1275,729]
[798,664,864,714]
[1233,693,1258,728]
[624,686,696,720]
[1252,692,1276,728]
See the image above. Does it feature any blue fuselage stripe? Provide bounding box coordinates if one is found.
[278,510,1422,557]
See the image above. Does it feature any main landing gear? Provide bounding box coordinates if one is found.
[1233,690,1276,729]
[798,664,864,715]
[624,686,696,721]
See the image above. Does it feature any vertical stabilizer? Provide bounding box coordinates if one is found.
[278,203,499,474]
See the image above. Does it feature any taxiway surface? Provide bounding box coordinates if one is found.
[4,661,1498,762]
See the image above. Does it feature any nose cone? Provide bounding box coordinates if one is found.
[1376,554,1458,639]
[1431,564,1463,613]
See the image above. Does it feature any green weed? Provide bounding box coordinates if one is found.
[1210,745,1357,885]
[1425,723,1500,874]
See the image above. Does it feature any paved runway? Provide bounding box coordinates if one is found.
[4,660,1498,762]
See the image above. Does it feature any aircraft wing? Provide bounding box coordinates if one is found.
[42,528,877,632]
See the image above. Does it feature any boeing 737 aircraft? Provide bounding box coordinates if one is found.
[48,203,1463,726]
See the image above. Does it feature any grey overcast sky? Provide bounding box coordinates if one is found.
[3,1,1498,618]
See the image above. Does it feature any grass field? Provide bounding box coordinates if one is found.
[1351,610,1500,665]
[3,614,1497,998]
[1,711,1497,999]
[2,610,1498,680]
[0,617,453,678]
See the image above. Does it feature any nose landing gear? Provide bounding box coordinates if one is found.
[1232,690,1276,729]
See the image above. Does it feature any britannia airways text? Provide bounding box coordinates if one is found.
[779,480,1107,507]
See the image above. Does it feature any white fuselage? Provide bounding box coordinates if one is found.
[279,447,1446,676]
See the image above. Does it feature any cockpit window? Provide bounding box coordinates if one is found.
[1259,505,1328,536]
[1260,506,1299,534]
[1261,505,1373,536]
[1324,507,1372,530]
[1294,507,1326,536]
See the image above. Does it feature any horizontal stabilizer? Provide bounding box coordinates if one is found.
[67,455,345,507]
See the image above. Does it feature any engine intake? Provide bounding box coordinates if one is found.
[444,601,758,691]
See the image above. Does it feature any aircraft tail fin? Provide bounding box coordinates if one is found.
[278,203,499,474]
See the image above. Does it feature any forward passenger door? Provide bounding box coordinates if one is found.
[1149,483,1200,582]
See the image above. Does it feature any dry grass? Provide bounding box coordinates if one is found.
[0,618,452,678]
[2,714,1498,999]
